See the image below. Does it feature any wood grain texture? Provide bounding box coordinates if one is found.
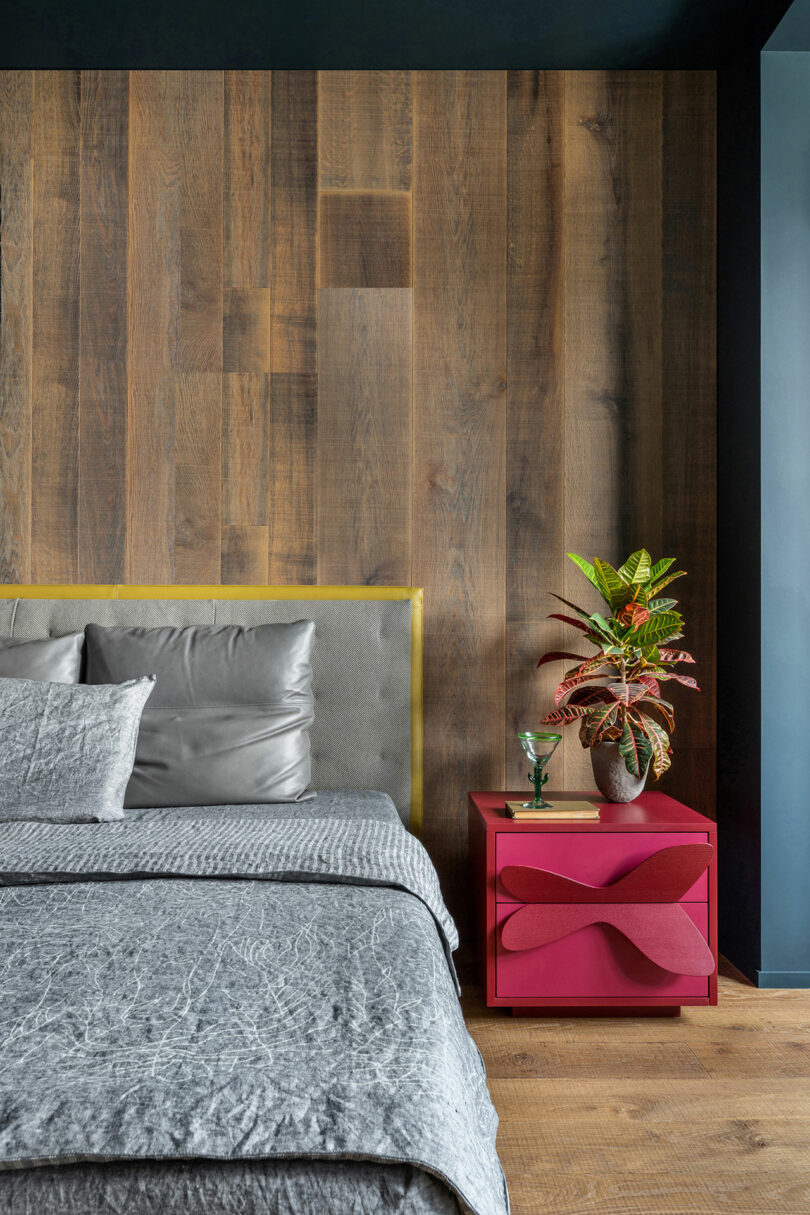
[660,72,717,818]
[268,372,317,583]
[174,372,220,583]
[506,71,566,788]
[221,525,269,585]
[223,287,270,372]
[0,71,33,581]
[413,70,508,923]
[270,71,317,373]
[319,71,412,190]
[31,71,81,583]
[222,373,268,583]
[317,288,412,585]
[0,71,717,906]
[319,192,411,288]
[79,69,128,583]
[178,71,223,373]
[224,71,271,287]
[464,967,810,1214]
[623,73,664,557]
[126,70,180,582]
[222,373,269,530]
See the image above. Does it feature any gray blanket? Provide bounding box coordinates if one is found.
[0,793,509,1215]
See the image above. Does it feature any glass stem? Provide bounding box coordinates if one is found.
[530,762,548,808]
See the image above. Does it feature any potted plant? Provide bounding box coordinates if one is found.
[537,549,699,802]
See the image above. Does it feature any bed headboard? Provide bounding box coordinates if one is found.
[0,585,423,832]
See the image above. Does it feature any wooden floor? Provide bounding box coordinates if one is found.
[462,961,810,1214]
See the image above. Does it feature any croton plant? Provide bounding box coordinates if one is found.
[538,550,699,780]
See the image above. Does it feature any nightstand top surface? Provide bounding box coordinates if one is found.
[469,790,716,832]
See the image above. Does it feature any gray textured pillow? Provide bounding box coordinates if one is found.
[0,633,83,683]
[0,675,155,823]
[84,621,315,808]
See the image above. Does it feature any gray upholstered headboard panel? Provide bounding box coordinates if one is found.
[0,590,422,829]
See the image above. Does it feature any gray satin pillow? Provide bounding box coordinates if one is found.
[84,621,316,808]
[0,675,155,823]
[0,633,83,683]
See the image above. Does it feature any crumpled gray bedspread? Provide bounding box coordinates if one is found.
[0,792,508,1215]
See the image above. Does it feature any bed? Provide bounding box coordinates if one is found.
[0,587,509,1215]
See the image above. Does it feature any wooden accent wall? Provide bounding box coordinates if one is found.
[0,70,716,920]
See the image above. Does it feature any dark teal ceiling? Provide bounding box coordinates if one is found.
[3,0,793,69]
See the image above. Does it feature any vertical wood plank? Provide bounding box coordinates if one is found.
[413,71,507,922]
[661,71,716,817]
[221,525,269,584]
[174,71,223,582]
[224,70,270,287]
[268,373,317,584]
[79,69,128,583]
[178,70,223,372]
[0,71,33,582]
[319,192,411,287]
[222,71,271,383]
[270,71,318,374]
[126,70,180,583]
[174,372,221,583]
[269,70,317,583]
[222,372,269,583]
[222,287,270,372]
[623,73,664,559]
[506,70,566,787]
[318,71,412,191]
[31,70,80,583]
[317,288,412,585]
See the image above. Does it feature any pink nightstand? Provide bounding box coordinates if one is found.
[468,790,718,1016]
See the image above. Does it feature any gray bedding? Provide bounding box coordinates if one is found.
[0,791,508,1215]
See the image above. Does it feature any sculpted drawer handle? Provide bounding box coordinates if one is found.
[500,903,715,977]
[500,843,713,904]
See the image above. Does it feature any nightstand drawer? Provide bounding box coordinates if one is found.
[496,901,711,1000]
[495,831,709,903]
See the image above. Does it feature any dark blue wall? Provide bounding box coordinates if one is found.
[759,5,810,985]
[2,0,791,69]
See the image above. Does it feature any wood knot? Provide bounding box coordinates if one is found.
[579,114,612,138]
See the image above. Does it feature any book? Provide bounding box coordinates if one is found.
[504,799,600,821]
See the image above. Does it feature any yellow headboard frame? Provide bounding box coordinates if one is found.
[0,585,424,836]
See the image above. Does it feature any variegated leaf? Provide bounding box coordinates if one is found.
[589,612,621,642]
[644,695,676,731]
[593,558,628,610]
[606,682,648,705]
[566,687,614,706]
[555,672,608,705]
[648,598,678,614]
[657,673,700,691]
[582,701,619,744]
[542,703,593,726]
[649,569,686,595]
[628,612,683,647]
[547,613,596,637]
[566,553,602,593]
[637,674,661,697]
[649,556,675,582]
[619,717,653,778]
[537,650,590,669]
[658,648,696,664]
[637,714,672,779]
[618,549,652,585]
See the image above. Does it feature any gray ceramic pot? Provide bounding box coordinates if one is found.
[591,740,649,803]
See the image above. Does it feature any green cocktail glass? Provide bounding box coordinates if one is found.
[518,731,562,809]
